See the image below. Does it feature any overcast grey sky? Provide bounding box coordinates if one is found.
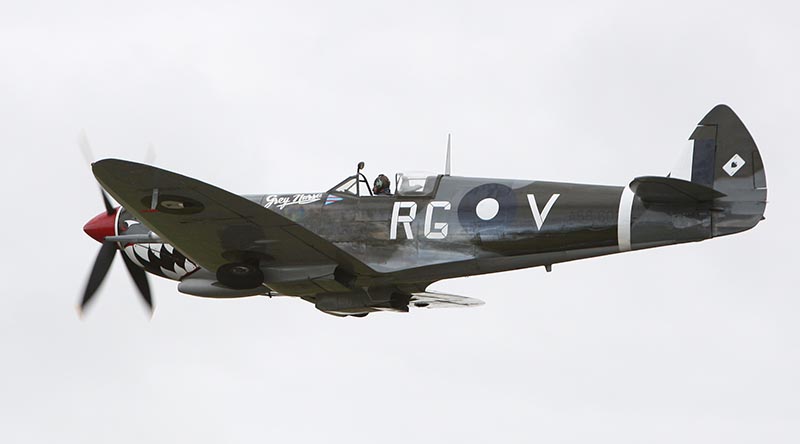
[1,0,798,442]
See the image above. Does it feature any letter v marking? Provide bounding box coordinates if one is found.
[527,193,561,230]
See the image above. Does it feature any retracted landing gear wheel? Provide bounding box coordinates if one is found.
[216,263,264,289]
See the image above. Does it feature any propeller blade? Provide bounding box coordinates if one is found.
[144,143,156,165]
[79,131,152,316]
[80,242,117,312]
[120,250,153,313]
[80,130,116,216]
[78,129,94,166]
[100,188,115,216]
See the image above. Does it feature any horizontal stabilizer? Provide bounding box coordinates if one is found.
[409,290,484,309]
[630,176,726,203]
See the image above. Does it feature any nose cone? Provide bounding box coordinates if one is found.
[83,209,117,243]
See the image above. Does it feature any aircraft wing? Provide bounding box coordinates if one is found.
[409,290,485,309]
[92,159,375,281]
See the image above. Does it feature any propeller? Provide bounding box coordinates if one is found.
[100,187,115,216]
[79,131,154,316]
[79,236,154,315]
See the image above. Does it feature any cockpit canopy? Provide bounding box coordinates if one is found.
[329,170,439,197]
[331,176,362,196]
[395,172,438,196]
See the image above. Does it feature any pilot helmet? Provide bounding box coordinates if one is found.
[373,174,389,192]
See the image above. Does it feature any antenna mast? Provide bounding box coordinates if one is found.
[444,133,452,176]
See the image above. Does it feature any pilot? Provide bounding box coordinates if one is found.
[373,174,392,195]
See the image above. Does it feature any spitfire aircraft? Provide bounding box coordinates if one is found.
[81,105,767,317]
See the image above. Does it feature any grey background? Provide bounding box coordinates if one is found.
[1,0,798,442]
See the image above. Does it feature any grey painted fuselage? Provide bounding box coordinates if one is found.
[98,104,767,316]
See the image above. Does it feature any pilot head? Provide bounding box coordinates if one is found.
[373,174,391,195]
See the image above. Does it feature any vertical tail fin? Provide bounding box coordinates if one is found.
[674,105,768,236]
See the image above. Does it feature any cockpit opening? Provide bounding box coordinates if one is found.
[328,163,440,198]
[395,172,438,196]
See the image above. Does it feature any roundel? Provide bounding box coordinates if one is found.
[139,194,204,215]
[457,183,515,233]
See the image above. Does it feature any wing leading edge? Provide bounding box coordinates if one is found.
[92,159,375,294]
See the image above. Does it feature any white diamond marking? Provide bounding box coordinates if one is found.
[723,153,746,177]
